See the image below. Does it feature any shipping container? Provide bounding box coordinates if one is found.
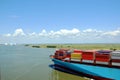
[95,53,110,62]
[111,50,120,59]
[73,49,83,53]
[95,50,111,62]
[82,50,95,60]
[71,53,82,60]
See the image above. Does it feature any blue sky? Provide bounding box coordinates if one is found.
[0,0,120,44]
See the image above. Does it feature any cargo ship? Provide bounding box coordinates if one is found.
[50,49,120,80]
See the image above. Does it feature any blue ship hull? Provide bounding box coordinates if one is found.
[52,58,120,80]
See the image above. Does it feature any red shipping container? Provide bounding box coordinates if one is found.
[82,51,95,60]
[95,54,110,62]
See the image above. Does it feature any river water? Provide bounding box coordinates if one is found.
[0,45,88,80]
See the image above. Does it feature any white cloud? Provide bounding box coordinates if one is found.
[39,29,48,37]
[48,30,60,38]
[38,28,80,38]
[47,28,80,38]
[1,28,120,44]
[83,29,93,32]
[59,28,80,36]
[103,29,120,36]
[83,29,102,33]
[4,33,11,37]
[13,28,25,37]
[28,32,37,36]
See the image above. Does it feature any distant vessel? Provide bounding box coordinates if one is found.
[4,43,16,46]
[50,49,120,80]
[4,43,8,45]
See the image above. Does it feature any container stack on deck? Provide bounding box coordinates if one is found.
[54,49,120,66]
[81,50,95,61]
[111,50,120,65]
[71,50,82,61]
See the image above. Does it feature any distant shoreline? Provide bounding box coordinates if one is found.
[25,43,120,50]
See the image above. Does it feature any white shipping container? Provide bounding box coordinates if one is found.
[111,50,120,59]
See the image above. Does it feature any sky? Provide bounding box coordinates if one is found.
[0,0,120,44]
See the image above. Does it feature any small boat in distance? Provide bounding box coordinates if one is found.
[50,49,120,80]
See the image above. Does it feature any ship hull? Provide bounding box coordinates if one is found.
[52,58,120,80]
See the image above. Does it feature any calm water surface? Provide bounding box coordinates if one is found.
[0,45,88,80]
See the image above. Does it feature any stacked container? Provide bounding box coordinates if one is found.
[82,50,95,61]
[111,50,120,63]
[111,50,120,59]
[95,50,111,62]
[71,50,82,61]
